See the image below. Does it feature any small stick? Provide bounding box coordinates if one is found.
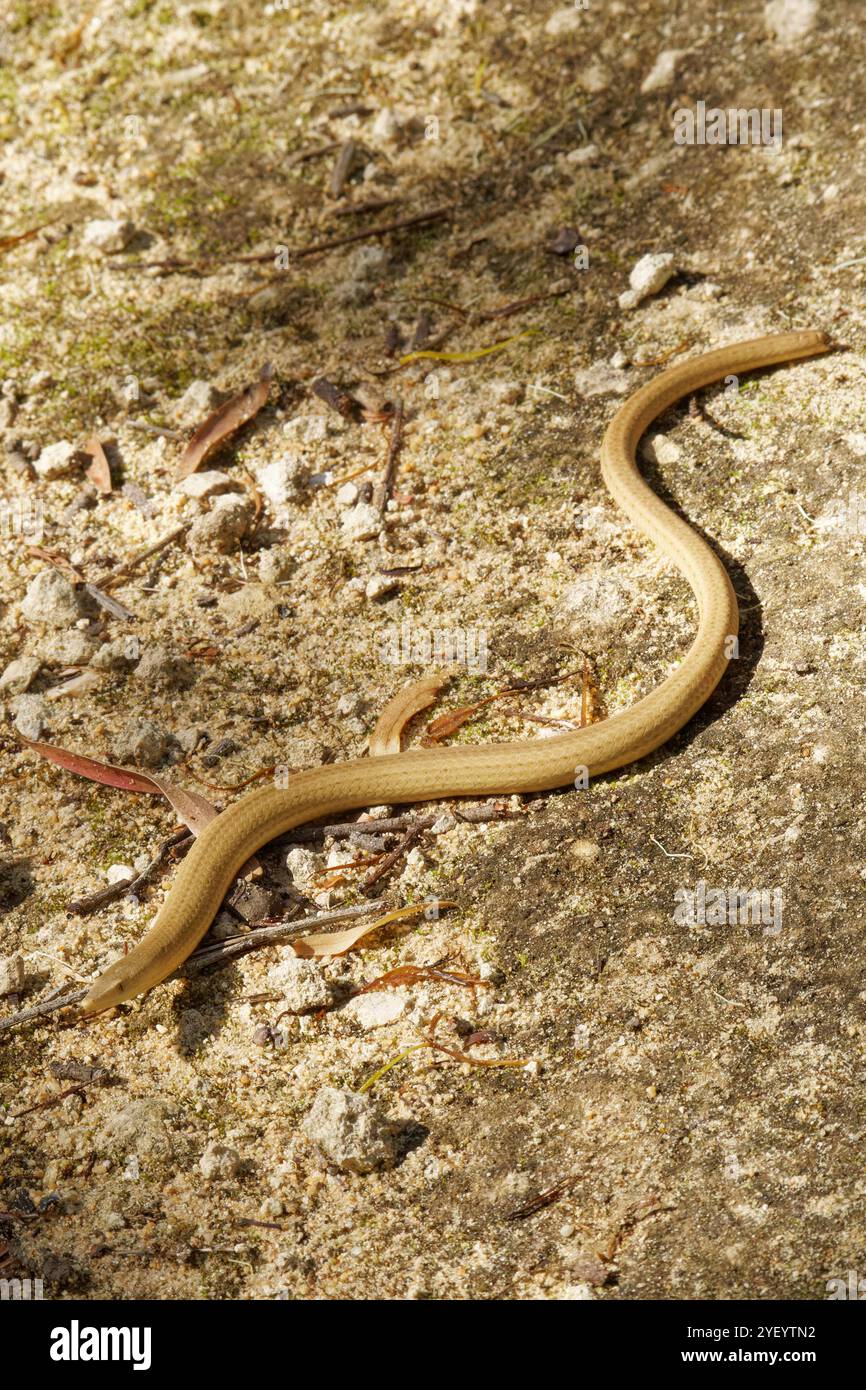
[372,398,405,513]
[289,207,452,262]
[67,829,192,915]
[92,523,189,590]
[0,988,86,1033]
[333,197,400,218]
[127,420,184,440]
[311,377,364,422]
[287,139,340,167]
[362,823,423,892]
[280,802,520,843]
[181,899,388,973]
[115,207,451,274]
[0,902,389,1033]
[474,286,573,321]
[15,1083,90,1117]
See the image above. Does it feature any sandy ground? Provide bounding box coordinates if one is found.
[1,0,865,1300]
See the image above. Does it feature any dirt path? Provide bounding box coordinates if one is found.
[1,0,864,1300]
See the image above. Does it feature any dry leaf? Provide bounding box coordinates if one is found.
[369,670,454,756]
[175,363,273,480]
[24,545,84,583]
[43,671,104,701]
[292,900,453,959]
[0,219,56,253]
[423,694,502,744]
[21,737,219,837]
[83,435,112,494]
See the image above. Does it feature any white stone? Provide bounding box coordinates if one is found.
[285,846,319,886]
[82,218,135,253]
[365,574,398,601]
[341,502,381,541]
[34,440,77,479]
[175,470,236,499]
[199,1141,241,1181]
[565,144,599,165]
[11,694,48,741]
[188,494,254,552]
[268,955,333,1013]
[0,656,40,695]
[764,0,817,48]
[257,456,309,507]
[0,953,25,994]
[641,49,687,94]
[577,62,609,94]
[346,991,407,1029]
[258,549,293,584]
[618,252,676,310]
[20,569,91,627]
[106,863,135,884]
[641,434,682,466]
[336,482,359,507]
[573,364,631,398]
[371,107,400,142]
[545,6,582,35]
[37,630,96,666]
[171,379,220,426]
[302,1086,398,1173]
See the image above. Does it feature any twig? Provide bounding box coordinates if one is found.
[475,286,574,321]
[330,138,357,198]
[362,823,423,892]
[15,1083,89,1117]
[311,377,364,422]
[372,398,405,512]
[67,829,192,915]
[286,140,340,167]
[279,801,520,844]
[506,1174,582,1221]
[333,197,400,218]
[0,902,389,1034]
[127,420,184,440]
[92,523,189,590]
[289,206,452,262]
[0,988,86,1034]
[181,899,387,973]
[115,207,452,274]
[82,583,137,622]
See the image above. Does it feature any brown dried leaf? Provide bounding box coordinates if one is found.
[422,693,502,744]
[146,777,220,837]
[83,435,112,494]
[21,737,219,836]
[0,219,56,253]
[175,363,273,480]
